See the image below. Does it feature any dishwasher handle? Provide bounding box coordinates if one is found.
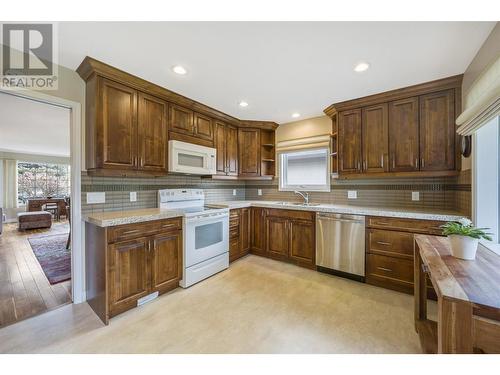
[317,213,365,224]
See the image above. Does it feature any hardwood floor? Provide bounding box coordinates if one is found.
[0,221,72,328]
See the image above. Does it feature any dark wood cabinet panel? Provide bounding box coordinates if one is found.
[366,253,414,294]
[289,219,315,267]
[194,112,214,142]
[169,104,194,135]
[362,103,388,173]
[250,207,266,256]
[238,128,261,176]
[367,228,415,259]
[388,97,420,172]
[215,122,227,175]
[240,207,250,253]
[100,78,138,170]
[137,92,168,173]
[108,238,150,316]
[266,216,289,261]
[419,90,455,171]
[339,109,362,174]
[215,122,239,176]
[150,231,182,294]
[226,125,239,176]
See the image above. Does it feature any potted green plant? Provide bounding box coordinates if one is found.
[441,218,492,260]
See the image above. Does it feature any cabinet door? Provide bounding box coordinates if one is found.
[150,231,182,294]
[240,207,251,255]
[289,219,315,266]
[251,207,266,255]
[362,104,388,173]
[137,92,168,173]
[100,78,137,170]
[266,216,289,261]
[194,112,214,142]
[214,122,227,175]
[339,109,362,174]
[419,90,455,171]
[238,128,261,176]
[108,238,150,315]
[389,97,419,172]
[169,104,194,135]
[226,125,239,176]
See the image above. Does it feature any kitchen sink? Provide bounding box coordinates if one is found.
[273,201,321,207]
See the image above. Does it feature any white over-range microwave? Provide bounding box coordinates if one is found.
[168,140,216,175]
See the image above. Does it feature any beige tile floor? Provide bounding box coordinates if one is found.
[0,255,431,353]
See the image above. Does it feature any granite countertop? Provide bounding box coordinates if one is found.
[85,208,184,227]
[85,201,466,228]
[212,200,466,222]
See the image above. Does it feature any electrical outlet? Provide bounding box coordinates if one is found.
[258,189,263,196]
[232,189,237,196]
[86,192,105,204]
[412,191,420,201]
[347,190,357,199]
[130,192,137,202]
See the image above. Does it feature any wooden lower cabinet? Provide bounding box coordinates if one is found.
[264,209,316,269]
[229,208,251,262]
[365,216,443,296]
[250,207,267,256]
[86,217,182,324]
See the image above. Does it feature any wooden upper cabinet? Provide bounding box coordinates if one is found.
[137,92,168,173]
[339,109,362,174]
[238,128,261,176]
[214,122,238,176]
[150,231,182,294]
[108,238,150,315]
[389,97,420,172]
[215,122,227,175]
[226,125,238,176]
[193,113,214,142]
[100,78,138,170]
[169,104,194,135]
[362,104,388,173]
[419,90,455,171]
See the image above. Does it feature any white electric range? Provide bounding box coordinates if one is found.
[158,189,229,287]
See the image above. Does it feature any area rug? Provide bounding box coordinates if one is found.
[28,234,71,284]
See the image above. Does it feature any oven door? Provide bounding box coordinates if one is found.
[185,213,229,267]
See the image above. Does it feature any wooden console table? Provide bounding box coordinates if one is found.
[414,235,500,353]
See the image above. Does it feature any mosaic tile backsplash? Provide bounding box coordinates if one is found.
[81,170,472,217]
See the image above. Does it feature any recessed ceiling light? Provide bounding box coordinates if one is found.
[172,65,187,75]
[239,101,249,108]
[354,61,370,73]
[292,113,301,118]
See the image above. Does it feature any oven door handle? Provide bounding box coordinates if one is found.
[186,214,229,225]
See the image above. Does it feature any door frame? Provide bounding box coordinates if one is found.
[0,89,84,303]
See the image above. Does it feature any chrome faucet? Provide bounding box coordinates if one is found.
[294,191,310,205]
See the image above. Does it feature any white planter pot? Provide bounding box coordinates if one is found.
[448,235,479,260]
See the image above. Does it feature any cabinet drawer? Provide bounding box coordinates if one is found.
[367,216,444,235]
[367,229,414,259]
[108,221,160,243]
[265,208,315,221]
[366,254,413,284]
[158,218,182,232]
[230,226,239,239]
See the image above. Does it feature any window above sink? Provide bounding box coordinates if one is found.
[278,148,330,192]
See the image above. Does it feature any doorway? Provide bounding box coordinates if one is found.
[0,90,81,327]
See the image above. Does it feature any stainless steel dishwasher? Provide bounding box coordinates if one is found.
[316,213,365,280]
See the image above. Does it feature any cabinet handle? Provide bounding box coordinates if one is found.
[363,160,367,171]
[381,155,384,168]
[377,267,393,272]
[121,229,140,235]
[376,241,392,246]
[375,222,390,225]
[357,161,361,171]
[421,158,425,168]
[421,264,429,274]
[392,155,395,169]
[415,158,419,168]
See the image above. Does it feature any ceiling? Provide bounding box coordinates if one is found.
[58,22,495,124]
[0,92,70,157]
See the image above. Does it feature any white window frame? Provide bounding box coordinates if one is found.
[473,115,500,254]
[278,147,331,192]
